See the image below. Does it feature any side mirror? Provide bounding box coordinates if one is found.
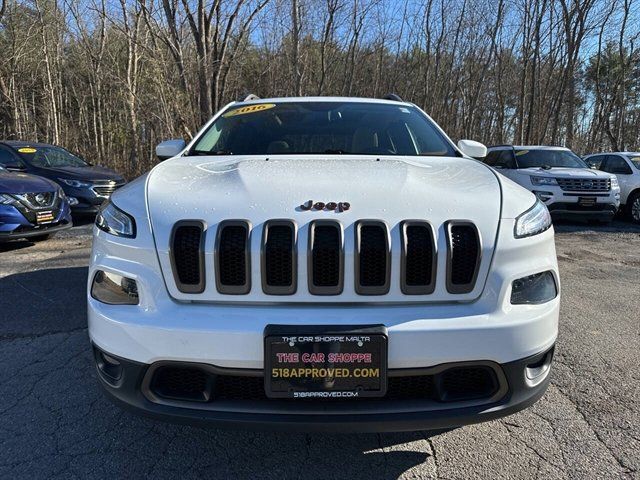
[457,139,487,159]
[5,163,27,172]
[156,139,186,161]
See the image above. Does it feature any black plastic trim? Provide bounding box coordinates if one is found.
[307,220,344,295]
[93,343,555,433]
[169,220,206,294]
[445,221,481,294]
[354,220,391,295]
[215,220,252,295]
[400,220,437,295]
[261,219,297,295]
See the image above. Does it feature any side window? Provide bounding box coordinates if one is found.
[494,150,516,169]
[585,155,604,170]
[483,150,499,166]
[0,147,23,168]
[604,155,632,175]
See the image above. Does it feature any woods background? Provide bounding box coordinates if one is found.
[0,0,639,177]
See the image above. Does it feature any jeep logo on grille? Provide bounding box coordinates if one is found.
[300,200,350,212]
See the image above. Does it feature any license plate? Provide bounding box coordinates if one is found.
[578,197,597,207]
[36,211,55,224]
[264,325,388,399]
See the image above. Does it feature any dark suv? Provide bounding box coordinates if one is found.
[0,141,125,214]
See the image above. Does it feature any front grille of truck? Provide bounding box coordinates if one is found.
[555,177,610,192]
[92,181,124,198]
[169,219,481,297]
[147,364,501,404]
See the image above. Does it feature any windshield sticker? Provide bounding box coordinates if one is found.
[222,103,276,118]
[515,150,529,156]
[17,147,37,154]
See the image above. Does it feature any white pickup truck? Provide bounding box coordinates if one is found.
[583,152,640,223]
[484,145,620,223]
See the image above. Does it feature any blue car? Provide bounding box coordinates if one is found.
[0,166,72,241]
[0,141,125,214]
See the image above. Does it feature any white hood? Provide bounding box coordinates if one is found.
[146,155,502,303]
[517,166,612,179]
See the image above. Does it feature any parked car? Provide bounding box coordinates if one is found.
[89,96,558,432]
[483,145,620,222]
[0,141,126,214]
[0,165,72,241]
[583,152,640,223]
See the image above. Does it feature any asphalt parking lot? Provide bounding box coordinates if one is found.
[1,219,639,479]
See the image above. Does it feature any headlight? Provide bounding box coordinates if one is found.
[514,199,552,238]
[58,178,91,188]
[530,176,558,186]
[91,270,139,305]
[95,201,136,238]
[57,188,66,199]
[610,176,619,188]
[0,194,19,205]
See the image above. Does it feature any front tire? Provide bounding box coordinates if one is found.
[627,192,640,223]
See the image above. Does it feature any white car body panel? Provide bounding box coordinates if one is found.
[147,155,501,303]
[583,152,640,205]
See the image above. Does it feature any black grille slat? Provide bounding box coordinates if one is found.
[308,222,343,295]
[356,222,390,295]
[171,222,205,293]
[447,223,480,294]
[556,177,610,192]
[401,222,436,295]
[216,221,251,294]
[262,221,296,295]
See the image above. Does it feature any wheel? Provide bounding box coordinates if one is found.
[627,192,640,223]
[30,234,52,242]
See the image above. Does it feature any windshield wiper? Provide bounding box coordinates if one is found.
[539,165,552,170]
[323,149,348,154]
[190,149,233,156]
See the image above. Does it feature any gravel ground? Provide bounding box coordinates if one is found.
[0,219,639,479]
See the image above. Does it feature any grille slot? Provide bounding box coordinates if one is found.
[215,221,251,294]
[308,221,343,295]
[170,222,205,293]
[262,220,297,295]
[438,367,498,402]
[446,223,481,294]
[556,177,610,192]
[401,221,436,295]
[355,221,390,295]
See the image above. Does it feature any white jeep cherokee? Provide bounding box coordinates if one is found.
[484,145,620,222]
[89,97,559,432]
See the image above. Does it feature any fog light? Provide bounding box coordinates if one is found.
[93,346,123,384]
[91,270,139,305]
[532,190,553,202]
[511,271,557,305]
[68,197,79,206]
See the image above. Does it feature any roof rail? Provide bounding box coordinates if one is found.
[242,94,260,102]
[383,93,403,102]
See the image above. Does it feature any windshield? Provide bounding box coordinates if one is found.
[514,149,587,169]
[626,155,640,170]
[17,146,88,168]
[190,102,456,157]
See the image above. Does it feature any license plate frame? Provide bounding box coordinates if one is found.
[578,196,597,207]
[264,325,388,399]
[36,210,55,224]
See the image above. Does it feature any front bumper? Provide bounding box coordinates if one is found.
[93,343,555,432]
[0,202,72,241]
